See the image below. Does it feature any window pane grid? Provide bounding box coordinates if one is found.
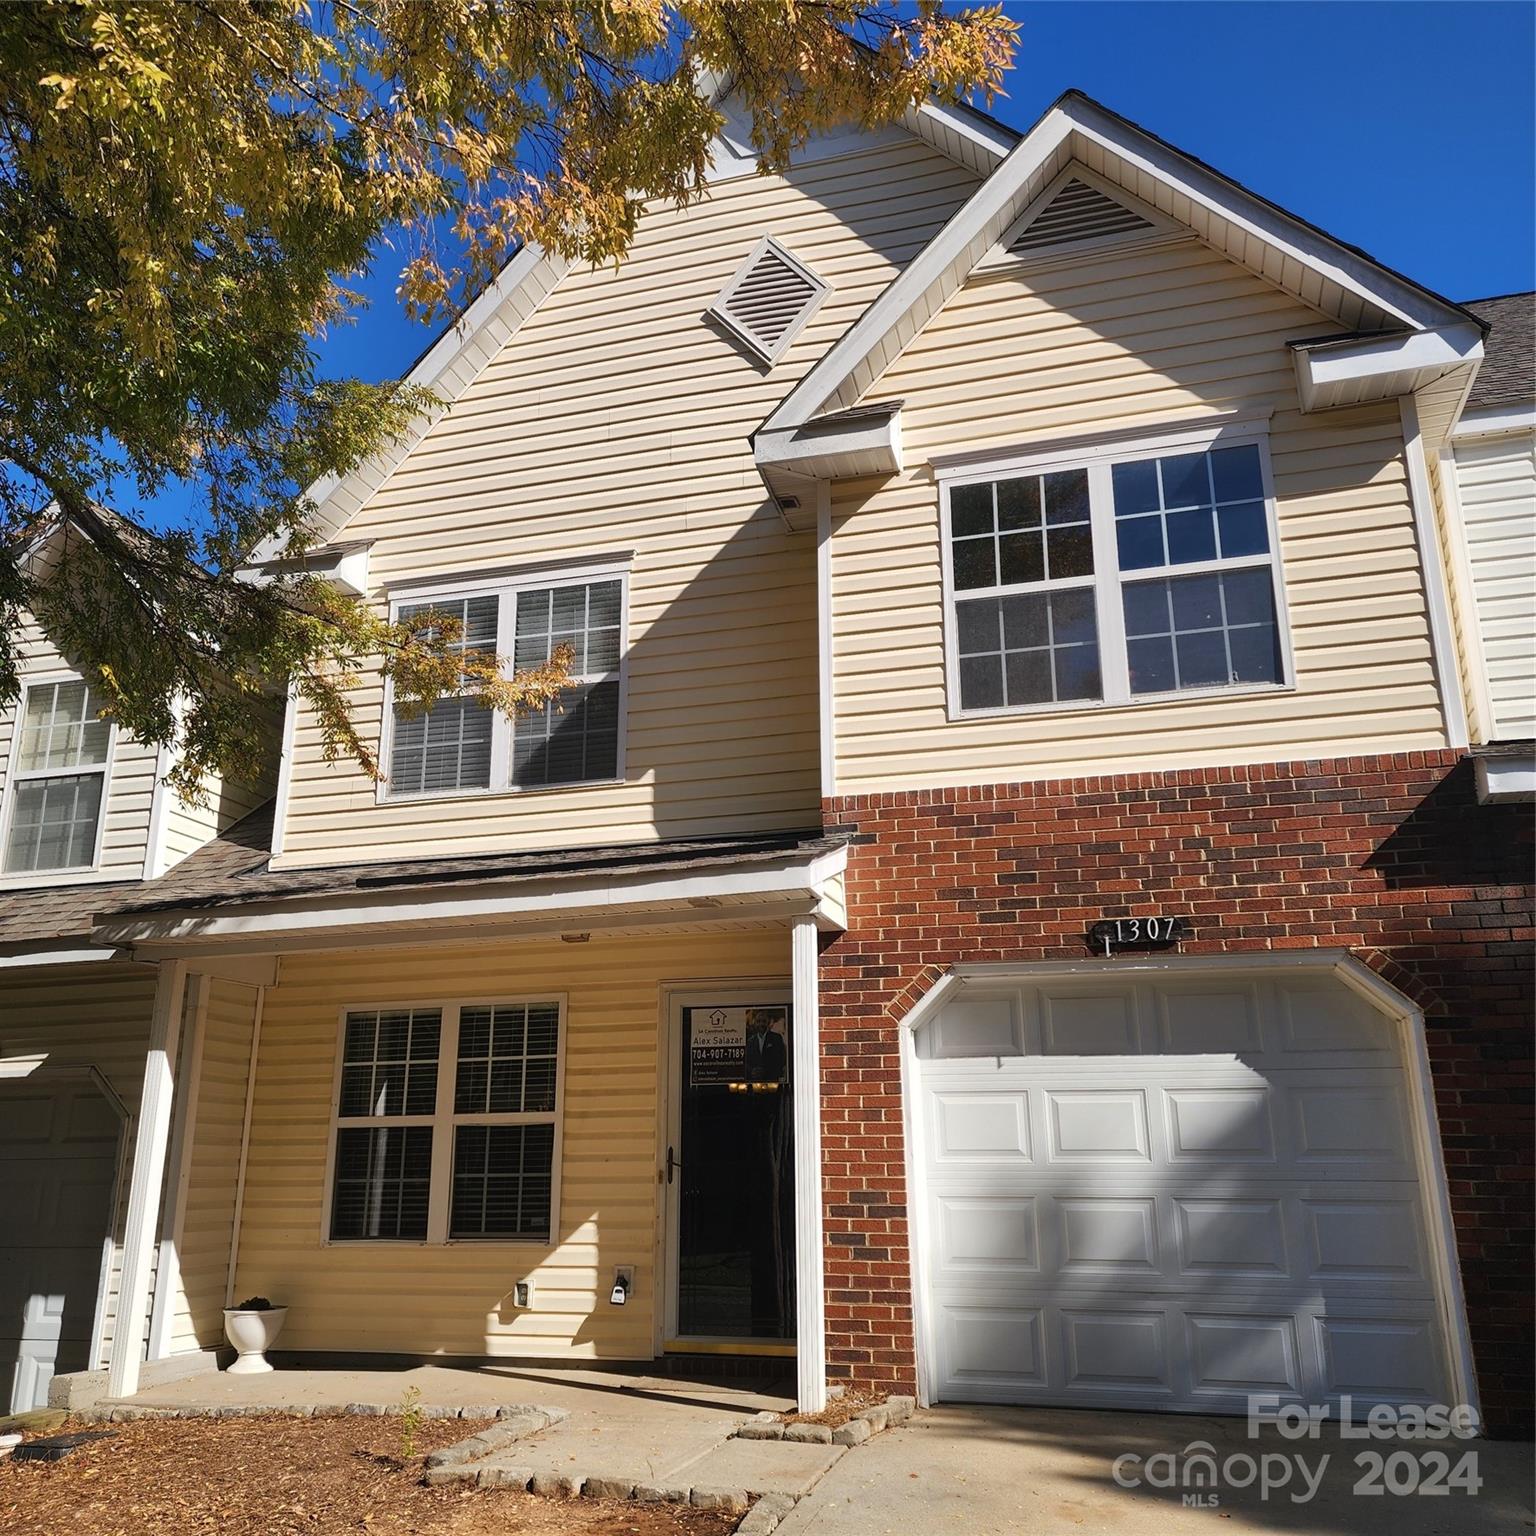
[338,1009,441,1119]
[1123,569,1282,695]
[450,1122,555,1239]
[389,695,494,796]
[455,1003,560,1115]
[5,680,111,873]
[331,1001,560,1244]
[949,470,1094,592]
[1112,443,1268,571]
[956,591,1102,709]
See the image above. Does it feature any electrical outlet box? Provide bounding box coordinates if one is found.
[514,1280,531,1308]
[615,1266,634,1289]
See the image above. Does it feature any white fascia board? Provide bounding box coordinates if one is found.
[237,541,371,596]
[905,99,1016,171]
[95,845,850,949]
[0,942,130,968]
[1476,754,1536,804]
[766,91,1478,437]
[1292,325,1484,412]
[1062,97,1470,334]
[754,411,903,480]
[249,241,562,563]
[1452,402,1536,439]
[762,108,1075,435]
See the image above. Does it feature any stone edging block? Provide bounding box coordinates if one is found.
[732,1393,915,1449]
[735,1492,798,1535]
[421,1404,567,1473]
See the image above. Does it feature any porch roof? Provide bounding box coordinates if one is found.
[92,802,848,955]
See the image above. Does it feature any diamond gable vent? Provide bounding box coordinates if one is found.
[1010,178,1156,256]
[710,236,829,364]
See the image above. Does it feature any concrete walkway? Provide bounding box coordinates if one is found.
[777,1405,1536,1536]
[116,1362,794,1490]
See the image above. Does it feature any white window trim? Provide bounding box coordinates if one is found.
[0,669,117,882]
[937,419,1296,723]
[320,994,568,1248]
[708,233,831,366]
[377,559,630,804]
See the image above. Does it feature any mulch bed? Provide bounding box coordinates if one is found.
[0,1414,738,1536]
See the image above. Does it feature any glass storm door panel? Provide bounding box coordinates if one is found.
[676,1002,795,1340]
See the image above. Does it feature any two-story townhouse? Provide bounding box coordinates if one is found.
[0,526,277,1412]
[74,90,1533,1433]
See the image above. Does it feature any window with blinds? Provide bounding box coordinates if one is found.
[327,999,564,1244]
[3,678,114,874]
[384,569,626,798]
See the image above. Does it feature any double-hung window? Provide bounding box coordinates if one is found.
[943,426,1289,716]
[328,998,565,1244]
[384,565,626,798]
[3,678,114,875]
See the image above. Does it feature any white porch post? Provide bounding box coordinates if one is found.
[108,959,188,1400]
[791,915,827,1412]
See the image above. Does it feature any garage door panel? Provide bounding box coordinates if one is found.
[936,1195,1040,1274]
[1063,1309,1172,1391]
[1043,1088,1151,1162]
[917,973,1457,1414]
[1153,987,1264,1055]
[1175,1197,1289,1278]
[1275,983,1396,1055]
[1316,1314,1446,1405]
[1165,1087,1276,1163]
[1056,1197,1160,1274]
[1186,1313,1304,1397]
[1039,990,1141,1055]
[929,1091,1031,1163]
[938,1305,1047,1394]
[1290,1082,1412,1170]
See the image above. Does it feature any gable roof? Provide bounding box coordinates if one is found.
[256,93,1015,560]
[1462,293,1534,409]
[762,89,1486,440]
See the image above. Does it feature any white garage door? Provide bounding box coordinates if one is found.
[915,971,1457,1415]
[0,1080,121,1412]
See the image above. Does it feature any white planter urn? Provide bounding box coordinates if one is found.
[222,1305,287,1374]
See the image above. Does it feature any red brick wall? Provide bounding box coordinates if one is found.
[817,749,1534,1431]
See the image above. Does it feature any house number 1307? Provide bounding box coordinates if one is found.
[1088,916,1191,955]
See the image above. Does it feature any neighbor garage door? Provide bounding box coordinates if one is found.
[915,969,1457,1414]
[0,1079,121,1412]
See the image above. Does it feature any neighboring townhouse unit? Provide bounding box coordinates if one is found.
[0,574,277,1412]
[1431,292,1536,795]
[45,91,1533,1432]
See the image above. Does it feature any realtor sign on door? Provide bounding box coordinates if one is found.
[688,1005,789,1086]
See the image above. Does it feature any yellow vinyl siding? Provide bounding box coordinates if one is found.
[276,139,981,867]
[829,238,1451,792]
[1450,430,1536,741]
[159,772,272,873]
[167,979,260,1353]
[0,962,156,1366]
[0,616,160,882]
[230,928,789,1359]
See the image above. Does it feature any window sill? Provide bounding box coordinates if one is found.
[0,864,116,889]
[947,678,1295,725]
[376,776,625,807]
[323,1236,554,1249]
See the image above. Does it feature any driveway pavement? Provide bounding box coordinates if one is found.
[776,1404,1536,1536]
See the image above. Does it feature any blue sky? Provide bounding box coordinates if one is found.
[321,0,1535,393]
[142,1,1534,529]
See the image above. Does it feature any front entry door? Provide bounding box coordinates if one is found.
[666,991,795,1344]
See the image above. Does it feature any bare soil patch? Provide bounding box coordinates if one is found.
[0,1414,737,1536]
[777,1388,884,1428]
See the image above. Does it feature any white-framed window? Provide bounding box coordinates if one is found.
[1,676,115,875]
[381,562,627,800]
[325,997,566,1244]
[939,422,1292,718]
